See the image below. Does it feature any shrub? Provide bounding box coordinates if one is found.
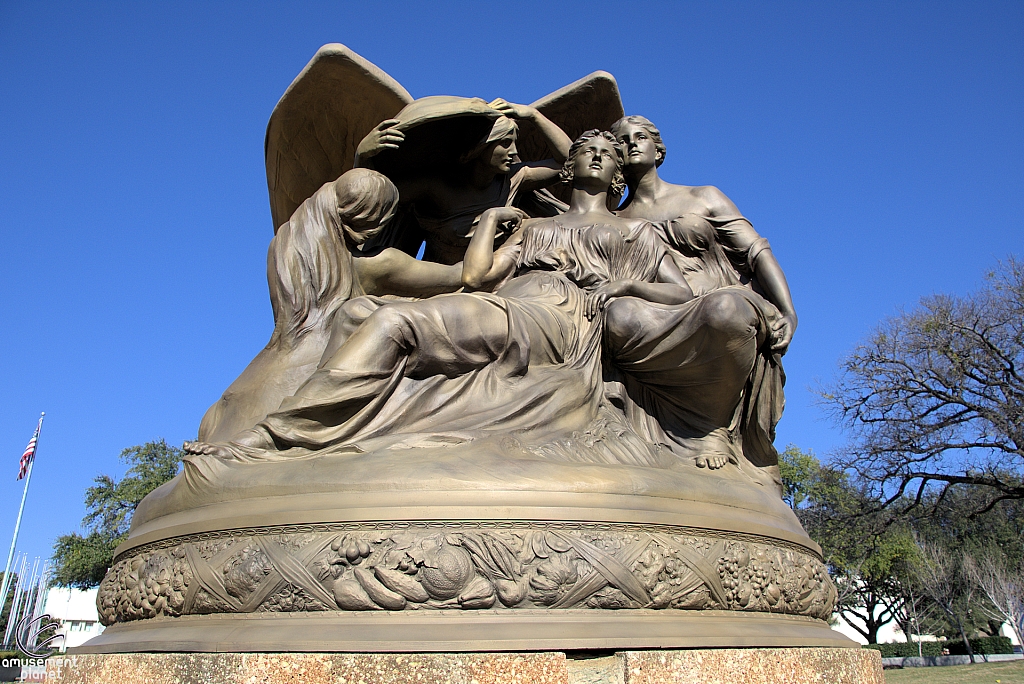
[862,641,943,658]
[946,636,1014,655]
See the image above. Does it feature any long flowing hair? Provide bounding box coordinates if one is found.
[269,169,399,344]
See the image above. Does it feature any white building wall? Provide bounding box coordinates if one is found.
[41,587,104,651]
[830,611,904,645]
[831,609,1021,647]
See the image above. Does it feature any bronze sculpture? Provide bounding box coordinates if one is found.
[187,130,692,463]
[83,44,851,653]
[198,167,472,443]
[354,96,572,264]
[612,115,797,354]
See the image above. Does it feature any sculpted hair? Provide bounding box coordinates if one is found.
[611,115,666,167]
[460,116,519,164]
[335,167,401,240]
[559,129,627,206]
[270,169,399,342]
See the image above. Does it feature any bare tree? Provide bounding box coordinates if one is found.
[963,549,1024,647]
[884,567,928,656]
[912,537,977,663]
[821,257,1024,515]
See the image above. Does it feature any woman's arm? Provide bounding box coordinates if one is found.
[584,255,694,319]
[752,250,798,353]
[462,207,522,290]
[365,207,521,296]
[701,186,797,353]
[489,100,570,161]
[356,249,463,298]
[489,99,571,194]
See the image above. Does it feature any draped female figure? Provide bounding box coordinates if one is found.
[185,131,694,464]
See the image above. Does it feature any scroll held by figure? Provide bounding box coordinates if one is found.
[88,45,849,655]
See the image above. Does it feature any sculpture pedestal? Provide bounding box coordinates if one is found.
[75,610,852,652]
[50,649,883,683]
[96,451,842,648]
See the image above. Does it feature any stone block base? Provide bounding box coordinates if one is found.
[47,648,883,683]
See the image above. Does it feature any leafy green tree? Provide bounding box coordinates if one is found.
[820,257,1024,515]
[51,440,182,588]
[779,444,821,509]
[50,533,121,589]
[781,446,918,643]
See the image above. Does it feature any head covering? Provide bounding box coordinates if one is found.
[368,96,502,179]
[460,115,519,163]
[334,168,400,246]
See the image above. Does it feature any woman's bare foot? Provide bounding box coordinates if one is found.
[696,454,729,470]
[183,427,275,459]
[183,440,236,458]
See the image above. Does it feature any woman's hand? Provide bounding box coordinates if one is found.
[481,206,523,223]
[464,208,526,290]
[769,313,797,355]
[488,98,534,120]
[585,280,633,319]
[480,206,525,238]
[356,119,405,161]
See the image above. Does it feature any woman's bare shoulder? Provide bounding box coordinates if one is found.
[691,185,742,217]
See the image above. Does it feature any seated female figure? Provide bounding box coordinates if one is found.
[185,131,694,462]
[197,168,482,443]
[606,115,792,484]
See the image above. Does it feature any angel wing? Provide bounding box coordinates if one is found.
[515,71,625,164]
[264,44,412,232]
[265,48,623,232]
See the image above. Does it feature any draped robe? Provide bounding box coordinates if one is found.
[219,220,671,464]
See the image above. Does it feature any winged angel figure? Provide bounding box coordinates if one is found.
[198,44,626,443]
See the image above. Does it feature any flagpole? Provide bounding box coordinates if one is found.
[2,555,28,646]
[0,412,44,623]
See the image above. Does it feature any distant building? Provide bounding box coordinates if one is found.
[831,609,1021,648]
[41,587,103,650]
[831,612,906,645]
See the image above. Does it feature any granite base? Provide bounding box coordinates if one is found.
[47,648,883,683]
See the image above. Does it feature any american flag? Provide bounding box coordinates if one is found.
[18,415,43,480]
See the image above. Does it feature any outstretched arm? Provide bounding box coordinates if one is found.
[702,186,798,353]
[490,99,571,193]
[357,249,462,298]
[489,99,570,161]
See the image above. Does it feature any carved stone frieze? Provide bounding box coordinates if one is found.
[98,523,836,625]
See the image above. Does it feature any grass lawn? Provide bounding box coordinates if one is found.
[885,659,1024,683]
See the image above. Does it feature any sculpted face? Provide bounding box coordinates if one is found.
[616,122,660,170]
[483,132,518,175]
[572,136,619,188]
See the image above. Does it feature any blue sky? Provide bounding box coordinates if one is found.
[1,1,1021,567]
